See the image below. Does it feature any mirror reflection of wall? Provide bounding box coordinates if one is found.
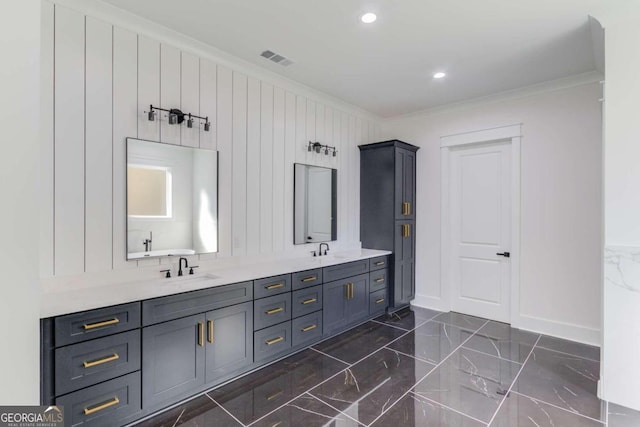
[126,138,218,259]
[294,163,337,245]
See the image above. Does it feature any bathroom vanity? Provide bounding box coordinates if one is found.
[40,249,390,426]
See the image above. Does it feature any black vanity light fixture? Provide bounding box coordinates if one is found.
[307,141,337,157]
[146,104,211,132]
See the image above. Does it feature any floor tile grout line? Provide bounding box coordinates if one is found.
[205,393,248,427]
[510,391,607,425]
[365,319,491,426]
[170,408,186,427]
[485,334,542,426]
[415,394,489,426]
[459,344,526,365]
[301,392,368,427]
[381,346,439,367]
[533,344,601,363]
[370,318,411,331]
[309,346,351,365]
[245,327,415,427]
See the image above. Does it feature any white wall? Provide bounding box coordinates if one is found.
[594,1,640,411]
[381,79,603,345]
[42,0,381,288]
[0,0,41,404]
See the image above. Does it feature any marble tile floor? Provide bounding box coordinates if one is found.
[133,307,640,427]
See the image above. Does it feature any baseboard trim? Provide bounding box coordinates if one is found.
[517,314,601,347]
[410,294,447,313]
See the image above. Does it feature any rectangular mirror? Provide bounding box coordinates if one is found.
[127,138,218,259]
[294,163,337,244]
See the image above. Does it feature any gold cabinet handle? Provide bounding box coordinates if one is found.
[83,318,120,330]
[83,353,119,368]
[301,276,317,282]
[267,390,283,401]
[406,202,411,215]
[407,223,411,237]
[198,322,204,347]
[301,298,317,305]
[265,307,284,315]
[301,324,317,332]
[208,320,214,343]
[265,283,285,290]
[84,397,120,415]
[374,261,385,266]
[375,278,385,283]
[375,298,385,304]
[265,336,284,346]
[344,283,350,300]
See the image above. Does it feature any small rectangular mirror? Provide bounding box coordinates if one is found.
[294,163,337,244]
[127,138,218,259]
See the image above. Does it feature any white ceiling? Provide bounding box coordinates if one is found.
[100,0,606,117]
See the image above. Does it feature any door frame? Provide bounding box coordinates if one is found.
[440,124,522,326]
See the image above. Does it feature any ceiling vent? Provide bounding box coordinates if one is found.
[260,50,295,67]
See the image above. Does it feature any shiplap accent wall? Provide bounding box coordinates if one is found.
[42,3,380,279]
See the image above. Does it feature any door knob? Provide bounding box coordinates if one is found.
[496,252,510,258]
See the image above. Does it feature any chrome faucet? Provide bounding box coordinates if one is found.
[178,257,188,276]
[143,231,153,252]
[319,243,330,256]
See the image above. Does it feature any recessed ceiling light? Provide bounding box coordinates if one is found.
[361,13,377,24]
[433,72,447,79]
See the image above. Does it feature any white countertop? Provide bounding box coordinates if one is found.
[40,249,391,318]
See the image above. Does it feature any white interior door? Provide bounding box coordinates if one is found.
[449,141,512,322]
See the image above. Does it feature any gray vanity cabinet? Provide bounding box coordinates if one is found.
[142,314,206,409]
[360,140,419,310]
[205,302,253,383]
[323,273,370,335]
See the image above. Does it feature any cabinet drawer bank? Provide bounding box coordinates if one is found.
[41,252,391,426]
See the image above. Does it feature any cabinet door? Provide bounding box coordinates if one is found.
[393,259,415,307]
[323,280,349,335]
[142,314,205,409]
[403,149,416,220]
[205,302,253,384]
[347,274,370,324]
[395,148,416,220]
[394,221,415,261]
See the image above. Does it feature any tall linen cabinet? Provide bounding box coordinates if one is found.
[360,140,419,310]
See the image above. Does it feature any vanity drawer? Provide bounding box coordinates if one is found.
[254,322,292,363]
[254,274,291,299]
[55,330,140,396]
[56,371,141,427]
[291,285,323,318]
[369,269,389,293]
[254,293,292,331]
[54,302,141,347]
[369,289,388,315]
[291,269,323,290]
[369,255,390,272]
[323,260,369,283]
[143,281,253,326]
[291,311,323,348]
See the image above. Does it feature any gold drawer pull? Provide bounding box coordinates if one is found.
[374,261,385,266]
[265,283,285,290]
[376,298,385,304]
[265,307,284,315]
[267,390,283,401]
[83,353,119,368]
[83,397,120,415]
[83,318,120,330]
[301,324,317,332]
[198,322,204,347]
[375,278,385,283]
[265,336,284,346]
[302,298,317,305]
[301,276,317,282]
[208,320,214,343]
